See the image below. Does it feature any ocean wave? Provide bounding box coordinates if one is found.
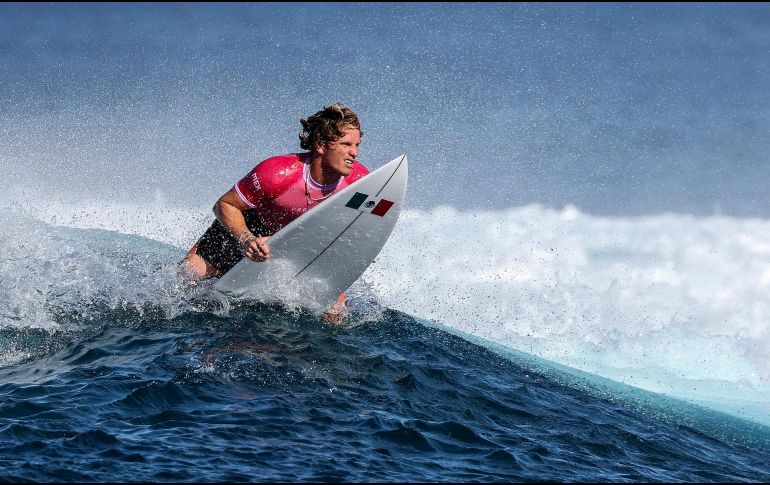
[4,201,770,424]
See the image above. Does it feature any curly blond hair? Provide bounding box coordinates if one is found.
[299,102,362,150]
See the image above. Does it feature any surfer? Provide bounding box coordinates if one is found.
[180,102,369,322]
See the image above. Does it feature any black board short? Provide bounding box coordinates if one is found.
[195,211,270,274]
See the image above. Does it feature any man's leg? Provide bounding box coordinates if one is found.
[179,245,223,280]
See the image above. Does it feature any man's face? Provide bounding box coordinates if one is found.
[320,127,361,177]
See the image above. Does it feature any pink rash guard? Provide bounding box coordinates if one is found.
[234,153,369,234]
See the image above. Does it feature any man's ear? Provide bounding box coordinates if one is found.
[313,142,325,158]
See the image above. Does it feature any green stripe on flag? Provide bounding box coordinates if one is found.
[345,192,368,210]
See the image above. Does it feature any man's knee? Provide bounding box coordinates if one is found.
[179,253,221,280]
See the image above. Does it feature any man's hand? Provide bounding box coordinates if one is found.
[242,236,270,262]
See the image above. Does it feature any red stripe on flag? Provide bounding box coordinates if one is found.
[370,199,394,217]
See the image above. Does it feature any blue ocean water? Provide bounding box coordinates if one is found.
[2,3,770,482]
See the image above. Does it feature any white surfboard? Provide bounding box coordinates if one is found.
[214,154,408,311]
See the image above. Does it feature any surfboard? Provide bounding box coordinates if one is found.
[214,154,408,311]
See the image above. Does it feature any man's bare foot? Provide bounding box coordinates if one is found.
[322,300,349,325]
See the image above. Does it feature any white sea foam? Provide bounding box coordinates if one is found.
[363,205,770,422]
[0,202,221,343]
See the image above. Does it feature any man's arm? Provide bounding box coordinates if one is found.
[214,188,270,262]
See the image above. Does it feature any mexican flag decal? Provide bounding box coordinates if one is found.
[345,192,394,217]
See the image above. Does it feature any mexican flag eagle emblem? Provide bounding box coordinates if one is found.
[345,192,394,217]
